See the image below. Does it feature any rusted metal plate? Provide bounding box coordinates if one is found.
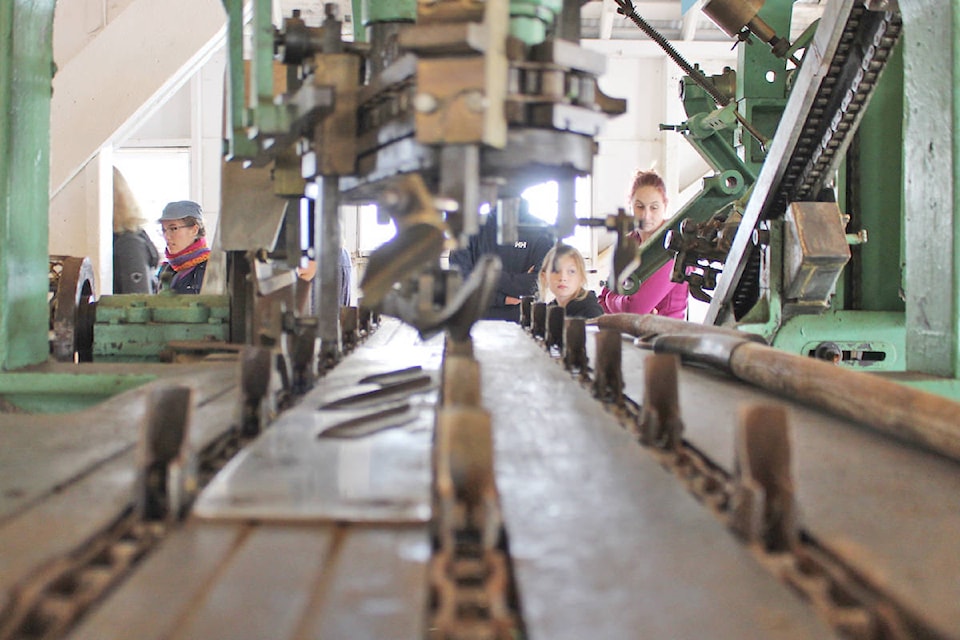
[472,321,839,640]
[193,323,442,523]
[617,333,960,638]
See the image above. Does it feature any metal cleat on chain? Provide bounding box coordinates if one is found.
[530,302,547,340]
[593,328,624,406]
[729,404,799,552]
[519,295,534,330]
[339,305,359,352]
[286,318,317,394]
[431,405,517,639]
[562,317,588,374]
[441,355,482,408]
[240,346,273,437]
[545,305,564,354]
[135,385,196,522]
[637,353,684,450]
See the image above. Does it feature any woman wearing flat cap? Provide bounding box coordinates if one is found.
[157,200,209,294]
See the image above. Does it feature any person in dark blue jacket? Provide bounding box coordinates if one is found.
[157,200,209,294]
[449,199,555,322]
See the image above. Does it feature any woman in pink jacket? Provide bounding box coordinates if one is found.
[598,170,689,319]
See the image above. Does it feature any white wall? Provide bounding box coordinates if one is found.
[585,39,737,253]
[49,0,227,293]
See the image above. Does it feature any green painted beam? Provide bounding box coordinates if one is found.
[736,0,791,171]
[0,372,156,413]
[0,1,56,371]
[851,42,904,312]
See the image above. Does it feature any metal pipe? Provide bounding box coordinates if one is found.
[593,313,767,345]
[315,176,343,358]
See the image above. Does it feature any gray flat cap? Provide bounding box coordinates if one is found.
[160,200,203,222]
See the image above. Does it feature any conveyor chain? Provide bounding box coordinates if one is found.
[772,6,902,217]
[0,426,255,640]
[429,358,522,639]
[522,305,947,639]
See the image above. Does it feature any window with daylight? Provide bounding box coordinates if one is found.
[521,176,594,260]
[114,147,192,254]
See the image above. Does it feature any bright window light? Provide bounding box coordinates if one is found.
[357,204,396,252]
[114,148,191,252]
[521,177,593,259]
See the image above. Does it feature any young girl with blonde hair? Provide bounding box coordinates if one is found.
[538,243,603,319]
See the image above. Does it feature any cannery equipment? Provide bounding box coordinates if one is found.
[3,1,960,639]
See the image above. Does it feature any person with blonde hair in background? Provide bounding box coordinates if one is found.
[113,168,159,294]
[538,243,603,319]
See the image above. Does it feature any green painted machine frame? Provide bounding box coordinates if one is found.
[628,0,795,287]
[0,1,55,372]
[93,294,231,362]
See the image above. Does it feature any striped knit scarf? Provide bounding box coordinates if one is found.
[165,238,210,272]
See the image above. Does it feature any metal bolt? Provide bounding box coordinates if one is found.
[463,90,486,113]
[414,92,439,113]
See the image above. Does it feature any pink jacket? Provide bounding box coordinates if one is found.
[598,259,689,319]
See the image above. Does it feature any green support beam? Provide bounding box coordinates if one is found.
[0,1,56,371]
[846,41,904,313]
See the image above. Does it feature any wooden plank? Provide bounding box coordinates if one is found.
[472,321,839,640]
[0,363,237,523]
[0,404,143,524]
[69,522,243,640]
[0,362,239,617]
[166,525,335,640]
[0,453,133,597]
[616,331,960,637]
[302,526,431,639]
[193,321,440,523]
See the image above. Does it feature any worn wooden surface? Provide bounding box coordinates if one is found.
[0,363,239,600]
[14,317,960,639]
[473,321,839,640]
[194,323,441,523]
[71,321,436,640]
[613,329,960,638]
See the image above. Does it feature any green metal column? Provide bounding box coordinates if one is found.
[736,0,791,172]
[902,0,959,377]
[846,42,904,313]
[0,1,56,370]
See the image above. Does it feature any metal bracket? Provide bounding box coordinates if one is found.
[562,317,589,374]
[240,346,273,437]
[638,353,684,450]
[729,403,798,552]
[592,328,624,406]
[135,385,196,522]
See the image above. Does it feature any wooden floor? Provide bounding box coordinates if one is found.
[3,318,959,638]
